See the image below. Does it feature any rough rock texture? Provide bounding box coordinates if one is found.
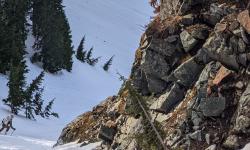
[55,96,118,146]
[56,1,250,149]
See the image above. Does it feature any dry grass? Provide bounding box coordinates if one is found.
[146,15,182,38]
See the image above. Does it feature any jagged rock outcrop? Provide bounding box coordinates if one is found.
[56,0,250,149]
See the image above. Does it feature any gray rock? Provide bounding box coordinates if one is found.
[135,36,186,94]
[229,36,239,55]
[189,130,202,141]
[193,126,200,131]
[235,115,250,133]
[233,29,242,36]
[199,97,226,117]
[140,49,170,94]
[202,4,224,25]
[181,0,205,14]
[166,35,179,43]
[238,54,247,67]
[219,54,240,71]
[229,21,240,32]
[141,49,171,79]
[203,13,222,26]
[223,135,240,149]
[181,14,194,25]
[98,125,117,142]
[235,81,244,89]
[191,111,203,126]
[238,38,246,53]
[205,144,216,150]
[205,133,211,145]
[180,30,199,52]
[149,38,182,57]
[130,67,149,95]
[146,75,167,94]
[203,36,240,71]
[204,3,236,26]
[195,62,215,87]
[191,27,210,40]
[195,48,212,64]
[150,83,185,114]
[210,3,224,15]
[173,57,204,87]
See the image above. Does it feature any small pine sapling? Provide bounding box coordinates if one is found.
[103,55,114,71]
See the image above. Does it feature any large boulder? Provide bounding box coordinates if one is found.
[131,36,184,94]
[203,35,240,71]
[172,57,204,87]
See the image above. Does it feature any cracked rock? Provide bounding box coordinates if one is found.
[173,57,204,87]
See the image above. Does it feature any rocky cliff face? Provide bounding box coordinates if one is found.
[56,0,250,149]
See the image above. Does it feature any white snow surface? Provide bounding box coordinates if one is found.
[0,135,101,150]
[0,0,153,149]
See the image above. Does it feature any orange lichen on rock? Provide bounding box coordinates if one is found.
[213,66,232,85]
[237,10,250,34]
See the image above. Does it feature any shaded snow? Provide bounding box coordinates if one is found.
[0,0,152,149]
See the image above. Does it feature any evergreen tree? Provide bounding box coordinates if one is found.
[86,47,94,63]
[1,0,30,114]
[3,68,59,119]
[0,1,7,73]
[23,71,45,119]
[88,57,101,66]
[103,56,114,71]
[85,47,101,66]
[76,36,86,62]
[62,14,74,72]
[43,99,59,118]
[32,0,74,73]
[0,0,59,119]
[0,0,30,73]
[3,63,28,114]
[33,88,44,117]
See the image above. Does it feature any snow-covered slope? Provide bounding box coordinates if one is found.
[0,0,152,149]
[0,135,101,150]
[64,0,153,75]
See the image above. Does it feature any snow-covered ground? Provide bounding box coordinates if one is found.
[0,0,153,149]
[0,135,101,150]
